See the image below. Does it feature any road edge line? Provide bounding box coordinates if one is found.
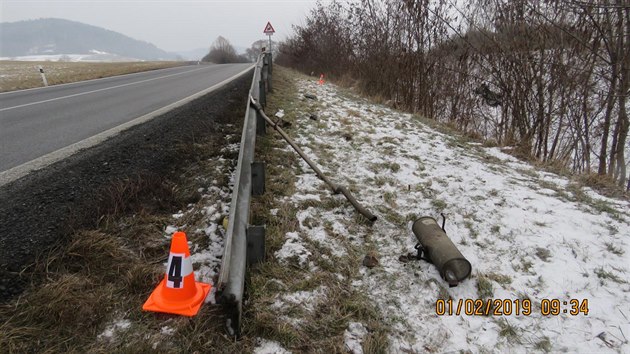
[0,65,254,187]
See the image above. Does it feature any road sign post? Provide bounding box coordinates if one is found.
[263,21,275,54]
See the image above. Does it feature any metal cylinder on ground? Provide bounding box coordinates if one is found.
[412,216,471,286]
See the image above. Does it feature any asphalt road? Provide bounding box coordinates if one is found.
[0,63,252,182]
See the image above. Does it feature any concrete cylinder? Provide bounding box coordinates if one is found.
[412,216,471,286]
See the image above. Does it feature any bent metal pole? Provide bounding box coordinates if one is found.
[250,96,377,222]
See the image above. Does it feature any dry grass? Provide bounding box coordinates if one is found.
[0,95,243,353]
[0,170,241,352]
[0,61,185,92]
[0,230,158,353]
[476,273,494,298]
[575,172,629,200]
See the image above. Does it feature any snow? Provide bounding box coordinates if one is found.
[270,286,327,313]
[164,225,178,235]
[97,319,132,341]
[344,322,368,354]
[254,338,292,354]
[160,326,175,336]
[0,52,144,62]
[267,286,328,328]
[189,182,233,304]
[222,142,240,153]
[275,231,311,267]
[263,75,630,353]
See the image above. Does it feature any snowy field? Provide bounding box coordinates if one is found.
[255,75,630,353]
[0,50,143,62]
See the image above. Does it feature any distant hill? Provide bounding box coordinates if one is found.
[0,18,178,61]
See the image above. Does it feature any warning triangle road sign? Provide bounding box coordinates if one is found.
[263,22,275,35]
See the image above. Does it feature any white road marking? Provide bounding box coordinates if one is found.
[0,65,254,186]
[0,66,210,112]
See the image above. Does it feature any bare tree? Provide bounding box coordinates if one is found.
[202,36,248,64]
[276,0,630,189]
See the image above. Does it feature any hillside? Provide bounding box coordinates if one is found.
[250,68,630,353]
[0,18,177,61]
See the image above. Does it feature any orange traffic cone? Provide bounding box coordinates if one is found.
[318,74,325,85]
[142,231,211,316]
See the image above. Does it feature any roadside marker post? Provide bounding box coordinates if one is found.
[38,66,48,87]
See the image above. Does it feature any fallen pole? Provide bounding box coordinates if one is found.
[250,96,377,222]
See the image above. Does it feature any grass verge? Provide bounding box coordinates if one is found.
[0,61,186,92]
[244,66,389,352]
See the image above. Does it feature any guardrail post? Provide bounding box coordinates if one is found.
[256,55,267,136]
[266,53,272,92]
[251,161,265,195]
[246,225,265,266]
[262,53,271,93]
[259,79,266,107]
[256,110,266,135]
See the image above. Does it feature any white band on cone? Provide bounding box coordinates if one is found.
[165,252,194,289]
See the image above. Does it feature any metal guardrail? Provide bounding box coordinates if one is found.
[216,52,271,336]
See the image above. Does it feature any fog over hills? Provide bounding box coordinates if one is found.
[174,48,209,61]
[0,18,179,61]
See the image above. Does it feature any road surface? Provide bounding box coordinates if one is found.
[0,63,252,184]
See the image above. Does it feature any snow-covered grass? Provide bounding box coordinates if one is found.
[252,67,630,353]
[91,146,237,348]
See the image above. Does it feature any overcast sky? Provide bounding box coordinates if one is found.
[1,0,318,52]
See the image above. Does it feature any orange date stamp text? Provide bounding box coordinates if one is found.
[435,298,589,316]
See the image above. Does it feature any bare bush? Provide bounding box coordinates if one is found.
[276,0,629,190]
[245,39,277,62]
[202,36,248,64]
